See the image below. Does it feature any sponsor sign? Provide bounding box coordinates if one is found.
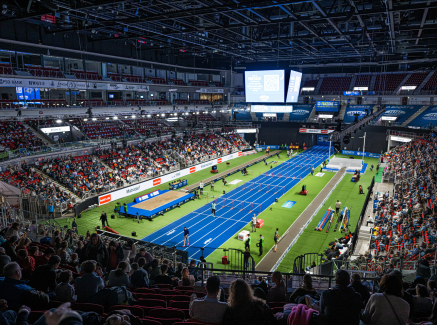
[199,88,224,93]
[282,201,296,208]
[315,173,325,177]
[390,136,412,143]
[0,77,149,91]
[153,178,161,186]
[407,106,437,128]
[299,128,334,134]
[241,150,256,156]
[40,126,70,134]
[236,128,257,133]
[98,151,243,205]
[342,150,381,158]
[229,179,242,185]
[134,190,162,203]
[251,105,293,113]
[316,101,339,112]
[189,167,196,173]
[255,145,281,150]
[382,105,422,124]
[99,194,111,205]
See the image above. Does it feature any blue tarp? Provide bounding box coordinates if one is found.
[343,105,373,123]
[407,106,437,128]
[382,105,422,124]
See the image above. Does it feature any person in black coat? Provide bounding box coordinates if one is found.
[320,270,361,325]
[348,273,370,307]
[80,234,109,270]
[99,211,109,228]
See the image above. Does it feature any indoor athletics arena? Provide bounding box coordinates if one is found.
[0,1,435,324]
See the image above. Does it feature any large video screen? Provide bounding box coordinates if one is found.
[251,105,293,113]
[286,70,302,103]
[316,101,339,112]
[245,70,285,103]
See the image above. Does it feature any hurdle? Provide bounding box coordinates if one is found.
[215,197,262,213]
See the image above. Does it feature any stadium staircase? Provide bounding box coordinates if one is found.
[23,123,56,145]
[349,75,357,91]
[65,121,89,140]
[401,105,429,127]
[338,102,348,120]
[34,169,81,201]
[250,112,257,121]
[369,75,377,91]
[313,78,324,95]
[393,73,412,94]
[414,71,436,94]
[308,104,317,122]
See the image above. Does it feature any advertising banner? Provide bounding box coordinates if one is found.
[382,105,422,124]
[316,101,339,112]
[343,105,373,123]
[0,77,149,91]
[342,150,381,158]
[299,128,334,134]
[98,151,242,205]
[407,106,437,128]
[288,104,312,121]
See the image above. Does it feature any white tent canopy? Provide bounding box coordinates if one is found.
[0,181,20,206]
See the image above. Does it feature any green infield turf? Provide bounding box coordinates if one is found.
[54,151,290,238]
[276,155,379,272]
[204,169,336,269]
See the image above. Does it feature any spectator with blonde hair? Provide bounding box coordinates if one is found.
[222,279,275,325]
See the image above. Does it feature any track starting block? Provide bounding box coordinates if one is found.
[256,219,264,228]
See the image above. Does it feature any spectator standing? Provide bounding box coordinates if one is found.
[75,260,105,303]
[190,276,228,323]
[134,247,153,264]
[245,234,251,250]
[267,271,286,303]
[81,233,109,269]
[187,259,199,280]
[222,278,274,325]
[361,273,410,325]
[311,166,314,176]
[47,203,54,219]
[320,270,361,325]
[107,241,124,272]
[71,218,78,234]
[274,228,279,252]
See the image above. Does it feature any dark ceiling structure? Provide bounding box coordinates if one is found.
[1,0,437,71]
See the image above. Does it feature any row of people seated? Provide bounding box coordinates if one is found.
[0,121,44,150]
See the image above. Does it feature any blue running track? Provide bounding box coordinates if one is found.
[142,146,331,260]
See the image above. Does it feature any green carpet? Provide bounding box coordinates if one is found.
[205,167,336,269]
[276,155,379,272]
[375,171,383,183]
[55,151,290,239]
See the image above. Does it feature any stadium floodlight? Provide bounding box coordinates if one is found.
[56,119,62,123]
[147,114,151,117]
[106,117,109,120]
[84,119,88,121]
[132,115,136,118]
[212,110,216,113]
[196,112,199,115]
[92,118,97,121]
[161,114,165,117]
[113,116,118,120]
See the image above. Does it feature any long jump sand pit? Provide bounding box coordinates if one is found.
[132,191,188,211]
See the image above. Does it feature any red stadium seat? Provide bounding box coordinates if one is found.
[138,299,167,308]
[109,305,145,318]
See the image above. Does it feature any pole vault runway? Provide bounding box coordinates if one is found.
[142,146,331,260]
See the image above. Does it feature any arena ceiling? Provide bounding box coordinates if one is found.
[1,0,437,69]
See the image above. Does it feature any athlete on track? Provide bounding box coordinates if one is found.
[274,228,279,252]
[183,227,189,247]
[211,201,216,216]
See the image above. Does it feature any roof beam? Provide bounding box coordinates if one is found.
[416,0,431,45]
